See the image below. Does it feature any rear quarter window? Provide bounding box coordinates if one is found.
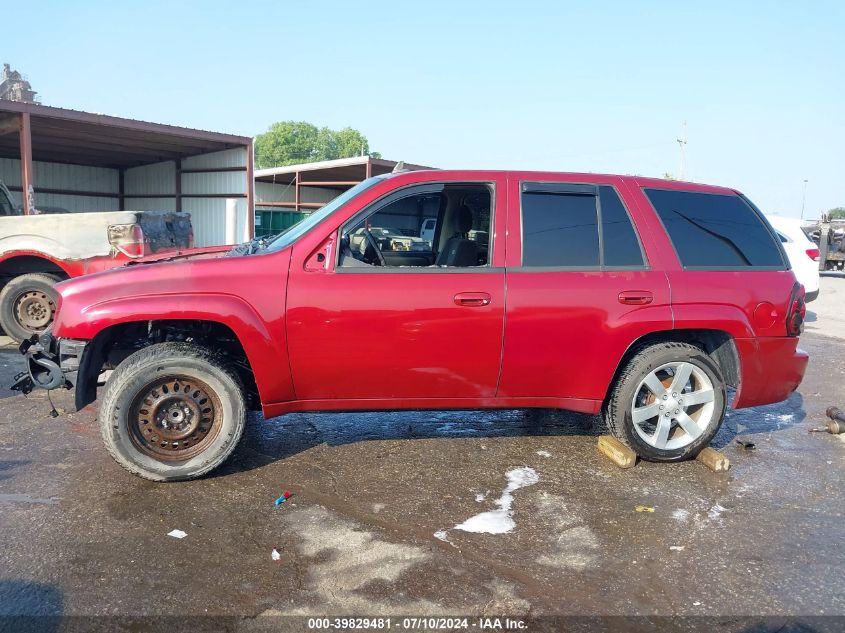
[644,188,786,269]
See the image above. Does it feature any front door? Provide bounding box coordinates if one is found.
[286,176,506,402]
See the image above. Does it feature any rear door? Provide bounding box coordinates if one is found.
[497,174,673,405]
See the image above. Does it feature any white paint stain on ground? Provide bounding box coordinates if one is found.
[452,467,540,535]
[707,504,727,520]
[0,493,59,505]
[167,529,187,539]
[277,505,529,616]
[435,467,539,540]
[672,509,691,523]
[474,492,487,503]
[536,450,552,458]
[532,492,600,571]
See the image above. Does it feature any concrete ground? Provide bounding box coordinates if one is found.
[1,280,844,629]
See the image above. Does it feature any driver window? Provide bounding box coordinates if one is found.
[339,183,492,269]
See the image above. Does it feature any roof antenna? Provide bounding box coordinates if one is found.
[392,160,406,173]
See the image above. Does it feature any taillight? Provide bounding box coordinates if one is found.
[786,282,806,337]
[806,248,820,261]
[108,223,145,258]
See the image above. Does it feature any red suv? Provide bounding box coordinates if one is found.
[17,170,808,481]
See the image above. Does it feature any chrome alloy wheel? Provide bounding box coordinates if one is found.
[630,361,716,451]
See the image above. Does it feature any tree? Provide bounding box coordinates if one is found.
[254,121,380,168]
[827,207,845,220]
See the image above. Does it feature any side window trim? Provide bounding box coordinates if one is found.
[516,182,648,271]
[336,180,497,273]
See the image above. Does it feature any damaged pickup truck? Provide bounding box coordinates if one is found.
[0,179,192,342]
[15,169,809,481]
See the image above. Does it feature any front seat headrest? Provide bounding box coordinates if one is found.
[455,204,473,234]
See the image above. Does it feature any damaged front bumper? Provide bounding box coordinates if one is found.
[11,334,88,395]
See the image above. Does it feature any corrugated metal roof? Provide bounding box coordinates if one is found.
[0,100,251,168]
[0,100,250,143]
[255,156,433,178]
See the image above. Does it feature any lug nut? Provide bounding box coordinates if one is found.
[672,392,678,397]
[663,395,669,400]
[659,405,665,410]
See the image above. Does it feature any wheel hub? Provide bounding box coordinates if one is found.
[630,361,716,451]
[129,376,222,461]
[15,290,55,330]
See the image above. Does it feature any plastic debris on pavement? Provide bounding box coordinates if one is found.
[669,545,685,551]
[274,490,292,506]
[271,548,281,561]
[167,529,187,539]
[635,505,655,513]
[735,439,756,450]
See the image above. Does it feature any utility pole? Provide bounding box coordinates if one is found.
[676,121,688,180]
[801,179,809,219]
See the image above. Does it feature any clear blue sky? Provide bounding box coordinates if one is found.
[6,1,843,218]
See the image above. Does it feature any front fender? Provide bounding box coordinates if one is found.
[54,292,294,406]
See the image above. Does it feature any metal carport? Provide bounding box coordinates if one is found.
[0,101,254,246]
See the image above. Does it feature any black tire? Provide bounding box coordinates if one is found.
[604,342,726,462]
[0,273,62,342]
[99,342,246,482]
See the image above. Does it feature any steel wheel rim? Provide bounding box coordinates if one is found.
[630,361,716,451]
[128,375,223,461]
[14,290,55,331]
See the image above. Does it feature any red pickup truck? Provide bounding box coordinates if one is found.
[17,170,808,481]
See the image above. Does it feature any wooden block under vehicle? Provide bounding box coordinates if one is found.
[696,447,731,472]
[597,435,638,469]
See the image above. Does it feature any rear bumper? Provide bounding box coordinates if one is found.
[732,337,809,409]
[805,289,819,302]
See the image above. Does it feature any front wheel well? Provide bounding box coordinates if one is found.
[605,329,739,406]
[76,319,259,411]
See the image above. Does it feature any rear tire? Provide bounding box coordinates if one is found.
[99,342,246,481]
[0,273,62,342]
[604,342,726,462]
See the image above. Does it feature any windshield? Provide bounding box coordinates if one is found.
[263,176,387,253]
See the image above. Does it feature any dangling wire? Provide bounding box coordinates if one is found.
[46,389,59,418]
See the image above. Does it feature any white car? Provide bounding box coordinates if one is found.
[766,215,820,302]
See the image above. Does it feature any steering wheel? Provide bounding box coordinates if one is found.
[362,229,387,266]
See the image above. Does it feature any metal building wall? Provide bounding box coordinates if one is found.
[124,161,176,210]
[255,181,339,206]
[0,157,119,210]
[1,147,250,247]
[182,148,249,246]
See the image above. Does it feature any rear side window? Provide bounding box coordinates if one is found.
[520,184,644,268]
[645,188,785,269]
[599,186,644,267]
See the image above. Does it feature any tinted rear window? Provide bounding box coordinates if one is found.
[644,188,785,268]
[600,186,644,267]
[521,191,599,267]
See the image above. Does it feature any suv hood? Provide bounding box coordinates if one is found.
[51,248,291,337]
